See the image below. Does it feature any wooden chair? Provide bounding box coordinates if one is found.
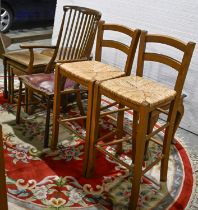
[0,125,8,210]
[51,21,141,175]
[0,33,52,103]
[16,5,102,148]
[85,31,195,209]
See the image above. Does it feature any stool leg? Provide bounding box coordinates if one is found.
[82,82,95,176]
[130,105,149,210]
[171,98,184,144]
[76,90,86,117]
[85,82,101,178]
[116,103,125,153]
[144,111,159,160]
[132,110,138,163]
[160,101,178,182]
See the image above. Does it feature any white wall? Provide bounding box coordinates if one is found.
[52,0,198,134]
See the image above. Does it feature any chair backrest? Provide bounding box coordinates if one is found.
[136,31,195,98]
[0,125,8,210]
[95,21,141,76]
[45,5,101,73]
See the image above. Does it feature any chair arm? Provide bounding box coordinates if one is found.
[19,45,56,74]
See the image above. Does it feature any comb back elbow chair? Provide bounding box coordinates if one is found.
[15,5,102,148]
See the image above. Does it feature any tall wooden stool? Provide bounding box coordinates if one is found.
[51,22,141,175]
[86,31,195,209]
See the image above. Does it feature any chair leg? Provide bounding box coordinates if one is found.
[3,59,8,99]
[24,87,29,113]
[16,81,23,124]
[51,66,62,150]
[44,96,51,148]
[7,65,11,103]
[27,89,34,114]
[9,68,14,103]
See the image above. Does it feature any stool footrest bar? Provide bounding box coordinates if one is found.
[146,122,169,140]
[96,130,117,143]
[156,108,169,115]
[96,144,133,170]
[98,136,131,147]
[59,115,87,123]
[100,102,118,111]
[149,137,163,146]
[59,120,85,140]
[142,154,164,175]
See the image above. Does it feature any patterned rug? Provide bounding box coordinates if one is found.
[0,92,197,210]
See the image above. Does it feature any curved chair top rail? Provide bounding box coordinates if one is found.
[63,5,102,18]
[137,30,196,94]
[95,20,141,76]
[45,5,102,73]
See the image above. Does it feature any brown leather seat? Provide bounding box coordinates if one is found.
[21,73,76,95]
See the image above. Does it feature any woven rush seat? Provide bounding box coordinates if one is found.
[100,76,176,107]
[58,60,125,84]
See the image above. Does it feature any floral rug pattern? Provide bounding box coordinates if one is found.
[0,95,196,210]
